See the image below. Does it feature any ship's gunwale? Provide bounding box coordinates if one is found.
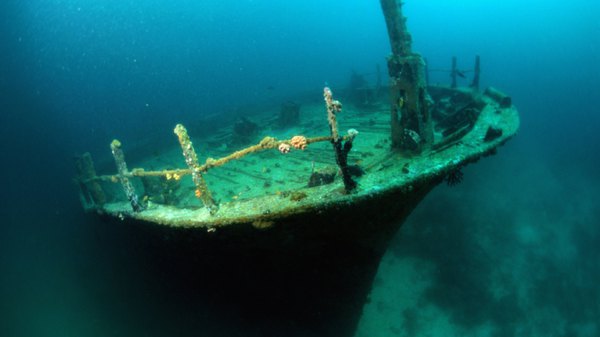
[87,86,519,230]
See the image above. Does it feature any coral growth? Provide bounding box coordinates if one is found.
[290,135,308,150]
[165,172,181,181]
[278,143,291,154]
[323,86,357,192]
[259,136,278,148]
[174,124,218,214]
[324,87,343,141]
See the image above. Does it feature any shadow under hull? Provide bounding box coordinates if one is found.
[96,175,440,337]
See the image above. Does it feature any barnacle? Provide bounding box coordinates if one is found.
[445,168,464,186]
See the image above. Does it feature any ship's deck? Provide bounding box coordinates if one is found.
[80,86,519,229]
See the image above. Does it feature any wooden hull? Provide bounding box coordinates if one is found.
[79,86,519,336]
[97,175,440,336]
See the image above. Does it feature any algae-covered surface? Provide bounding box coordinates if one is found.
[88,88,519,229]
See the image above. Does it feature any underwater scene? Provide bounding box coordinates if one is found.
[1,0,599,336]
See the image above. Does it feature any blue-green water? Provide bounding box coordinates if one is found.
[1,1,599,336]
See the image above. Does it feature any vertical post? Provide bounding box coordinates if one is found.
[380,0,433,154]
[375,63,382,94]
[424,57,430,86]
[451,56,458,88]
[174,124,218,214]
[110,140,145,212]
[380,0,413,57]
[324,87,357,193]
[75,152,106,207]
[470,55,480,90]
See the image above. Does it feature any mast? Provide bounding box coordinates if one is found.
[380,0,433,154]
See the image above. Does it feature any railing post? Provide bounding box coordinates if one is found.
[451,56,458,88]
[110,140,145,212]
[424,57,429,86]
[324,87,357,192]
[75,152,106,207]
[470,55,481,90]
[174,124,218,214]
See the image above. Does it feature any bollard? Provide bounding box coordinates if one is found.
[110,139,145,212]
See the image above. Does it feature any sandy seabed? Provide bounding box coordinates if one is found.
[356,142,600,337]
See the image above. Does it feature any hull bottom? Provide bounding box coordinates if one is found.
[96,176,441,336]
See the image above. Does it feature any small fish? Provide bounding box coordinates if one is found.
[398,96,405,108]
[456,70,466,78]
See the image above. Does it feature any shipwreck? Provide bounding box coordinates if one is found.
[74,1,519,336]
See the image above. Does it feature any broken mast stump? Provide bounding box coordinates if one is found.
[75,152,106,207]
[380,0,433,154]
[173,124,218,214]
[471,55,481,90]
[110,139,145,212]
[451,56,458,88]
